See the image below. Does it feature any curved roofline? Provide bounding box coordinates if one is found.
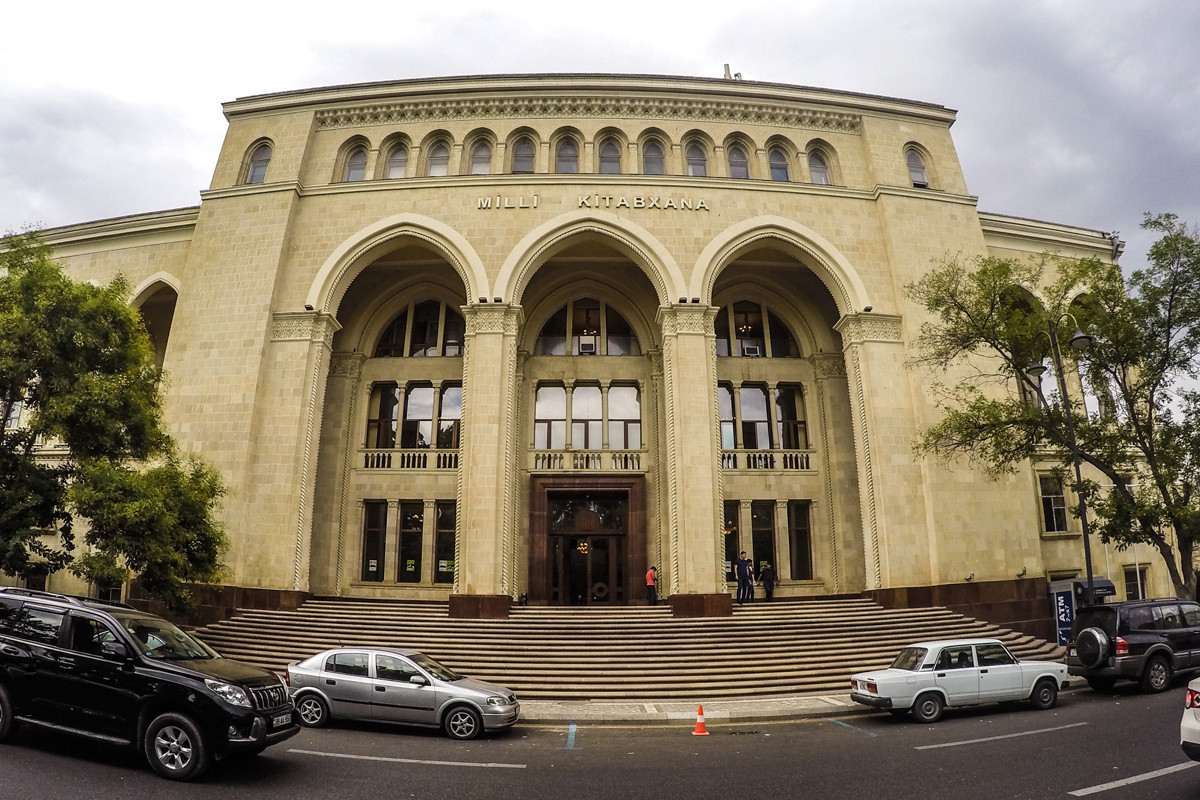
[224,73,956,124]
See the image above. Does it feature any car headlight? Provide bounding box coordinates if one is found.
[485,695,510,706]
[205,679,251,708]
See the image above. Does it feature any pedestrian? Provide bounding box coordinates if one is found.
[733,550,753,604]
[645,565,658,606]
[759,562,775,601]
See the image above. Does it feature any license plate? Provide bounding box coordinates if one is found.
[273,713,293,728]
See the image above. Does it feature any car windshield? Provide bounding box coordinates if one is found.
[116,614,217,660]
[410,652,462,681]
[890,647,928,671]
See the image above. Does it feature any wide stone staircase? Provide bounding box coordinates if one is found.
[193,597,1064,701]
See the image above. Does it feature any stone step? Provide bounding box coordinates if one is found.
[193,597,1064,700]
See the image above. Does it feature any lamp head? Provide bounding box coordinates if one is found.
[1026,360,1049,379]
[1069,328,1093,351]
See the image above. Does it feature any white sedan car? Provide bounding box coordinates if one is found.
[850,638,1069,723]
[1180,677,1200,761]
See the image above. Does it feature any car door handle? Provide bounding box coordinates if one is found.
[980,669,989,674]
[1,645,20,656]
[375,686,386,692]
[325,679,336,685]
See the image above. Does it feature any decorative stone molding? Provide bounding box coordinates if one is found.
[833,313,903,345]
[811,352,847,380]
[316,97,862,136]
[658,305,716,337]
[464,306,520,336]
[271,311,342,348]
[328,352,366,380]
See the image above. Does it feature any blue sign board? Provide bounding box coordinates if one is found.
[1054,588,1074,646]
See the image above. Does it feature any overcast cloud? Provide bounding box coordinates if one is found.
[2,0,1197,268]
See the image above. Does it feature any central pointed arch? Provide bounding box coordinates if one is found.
[494,210,684,306]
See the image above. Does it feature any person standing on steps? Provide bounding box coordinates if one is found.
[759,562,776,601]
[733,551,753,604]
[645,565,658,606]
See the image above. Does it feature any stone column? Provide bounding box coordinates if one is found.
[449,304,521,618]
[658,304,731,617]
[811,353,849,593]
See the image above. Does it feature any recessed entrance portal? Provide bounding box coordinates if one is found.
[529,476,646,605]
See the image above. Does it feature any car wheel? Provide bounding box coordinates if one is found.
[1030,678,1058,710]
[1086,676,1116,692]
[1141,655,1172,693]
[443,706,483,740]
[296,695,330,728]
[911,692,944,724]
[0,683,12,742]
[1075,627,1111,669]
[144,712,210,781]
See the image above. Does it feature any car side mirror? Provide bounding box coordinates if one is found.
[101,640,129,659]
[409,674,429,686]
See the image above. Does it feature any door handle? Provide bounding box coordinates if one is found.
[375,686,386,692]
[1,645,20,656]
[980,669,989,674]
[325,679,336,685]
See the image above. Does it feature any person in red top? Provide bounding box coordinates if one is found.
[645,566,658,606]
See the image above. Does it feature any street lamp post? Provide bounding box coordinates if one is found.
[1027,318,1097,606]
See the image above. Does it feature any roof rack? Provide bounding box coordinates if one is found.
[0,586,134,609]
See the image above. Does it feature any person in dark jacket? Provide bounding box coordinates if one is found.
[733,551,753,604]
[759,563,776,601]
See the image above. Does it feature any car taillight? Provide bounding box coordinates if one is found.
[1187,689,1200,709]
[284,669,291,687]
[1115,637,1128,656]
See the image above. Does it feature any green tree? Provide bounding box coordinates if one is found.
[907,214,1200,599]
[0,233,227,611]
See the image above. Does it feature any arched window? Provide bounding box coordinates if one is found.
[534,299,640,356]
[728,145,749,179]
[427,143,450,177]
[642,141,665,175]
[598,139,621,174]
[470,141,492,175]
[386,145,408,179]
[245,143,271,184]
[714,302,799,358]
[373,301,466,358]
[556,139,579,173]
[808,150,830,185]
[686,144,708,177]
[906,149,928,188]
[344,146,368,182]
[768,148,789,181]
[512,137,535,173]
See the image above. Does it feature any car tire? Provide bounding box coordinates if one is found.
[911,692,944,724]
[1030,678,1058,710]
[1075,627,1111,668]
[443,706,483,740]
[1140,654,1172,693]
[0,683,12,742]
[144,712,210,782]
[296,694,330,728]
[1086,676,1116,692]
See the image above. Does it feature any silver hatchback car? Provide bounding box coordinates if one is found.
[285,647,519,740]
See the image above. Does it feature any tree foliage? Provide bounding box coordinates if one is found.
[0,233,227,611]
[907,214,1200,598]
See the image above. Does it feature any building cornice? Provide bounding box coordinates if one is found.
[979,212,1122,262]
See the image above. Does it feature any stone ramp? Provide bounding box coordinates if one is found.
[193,597,1065,700]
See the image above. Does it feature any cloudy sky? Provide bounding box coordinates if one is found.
[2,0,1196,267]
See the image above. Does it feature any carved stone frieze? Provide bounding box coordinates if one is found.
[833,313,903,345]
[271,312,342,348]
[811,352,847,380]
[465,306,520,336]
[658,306,715,337]
[328,352,366,379]
[316,97,862,135]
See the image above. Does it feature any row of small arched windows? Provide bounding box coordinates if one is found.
[238,138,940,188]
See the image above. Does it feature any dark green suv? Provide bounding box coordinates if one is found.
[1066,598,1200,693]
[0,587,298,780]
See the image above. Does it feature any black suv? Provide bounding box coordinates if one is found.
[0,587,298,780]
[1066,598,1200,693]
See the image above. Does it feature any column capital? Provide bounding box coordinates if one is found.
[464,304,521,336]
[329,352,367,380]
[657,304,716,336]
[833,312,902,345]
[271,311,342,348]
[811,352,847,380]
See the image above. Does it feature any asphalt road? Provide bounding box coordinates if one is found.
[3,683,1198,799]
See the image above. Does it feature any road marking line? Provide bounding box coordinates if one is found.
[1069,762,1198,796]
[566,722,577,749]
[288,748,526,769]
[914,722,1089,750]
[829,719,877,737]
[818,696,847,706]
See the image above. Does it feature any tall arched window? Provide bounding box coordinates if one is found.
[534,299,640,356]
[386,145,408,178]
[727,145,750,179]
[686,144,708,177]
[808,151,830,185]
[427,143,450,177]
[768,148,789,181]
[906,149,929,188]
[512,137,535,173]
[374,301,466,358]
[642,141,665,175]
[598,139,621,174]
[556,139,579,173]
[714,302,800,358]
[344,146,368,182]
[470,142,492,175]
[245,143,271,184]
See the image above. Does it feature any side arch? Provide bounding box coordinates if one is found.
[692,216,871,315]
[130,271,182,305]
[494,210,685,306]
[306,213,488,314]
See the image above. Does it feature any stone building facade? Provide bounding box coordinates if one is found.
[19,74,1151,619]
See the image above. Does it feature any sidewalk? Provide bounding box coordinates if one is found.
[518,693,869,725]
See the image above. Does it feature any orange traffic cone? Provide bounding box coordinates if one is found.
[692,705,710,736]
